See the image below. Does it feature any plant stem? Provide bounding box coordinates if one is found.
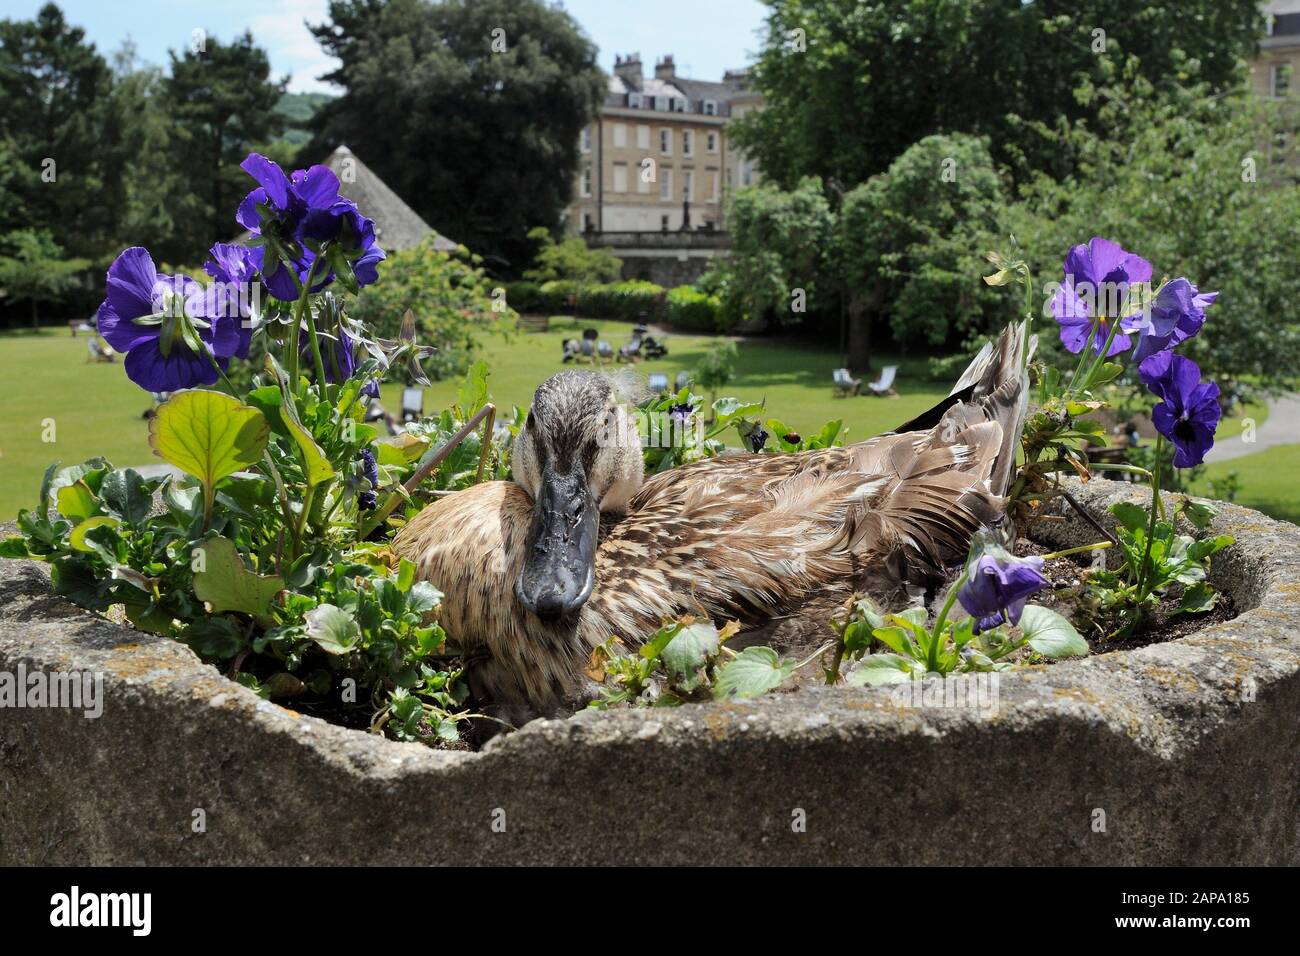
[1040,541,1113,561]
[930,569,969,646]
[1137,436,1165,596]
[1067,318,1101,391]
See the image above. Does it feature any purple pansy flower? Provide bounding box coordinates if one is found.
[358,447,379,510]
[203,242,261,358]
[1122,278,1219,364]
[958,553,1048,634]
[95,247,236,393]
[301,322,357,384]
[236,153,385,301]
[1139,351,1222,468]
[1050,237,1153,357]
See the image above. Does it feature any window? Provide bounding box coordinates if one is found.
[707,131,718,153]
[710,171,719,202]
[627,92,642,108]
[661,214,670,231]
[581,165,592,197]
[1274,63,1293,97]
[637,159,651,193]
[659,128,672,155]
[583,213,594,232]
[741,159,754,186]
[682,130,693,157]
[683,169,694,202]
[613,123,627,148]
[703,99,717,116]
[637,124,650,149]
[672,98,687,113]
[654,95,668,111]
[613,163,628,193]
[660,168,673,202]
[580,126,592,153]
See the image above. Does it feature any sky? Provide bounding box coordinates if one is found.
[0,0,769,94]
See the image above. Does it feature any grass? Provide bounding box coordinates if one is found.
[1197,444,1300,525]
[7,320,1292,527]
[0,321,949,519]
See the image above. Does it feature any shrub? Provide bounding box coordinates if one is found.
[522,226,623,283]
[351,238,509,381]
[665,285,724,332]
[576,279,665,321]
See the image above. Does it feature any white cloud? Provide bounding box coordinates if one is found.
[250,0,338,95]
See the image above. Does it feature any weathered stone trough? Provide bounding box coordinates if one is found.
[1,478,1297,865]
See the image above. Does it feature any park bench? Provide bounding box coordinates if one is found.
[516,315,549,332]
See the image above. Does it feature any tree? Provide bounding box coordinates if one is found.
[166,31,287,246]
[694,341,738,416]
[521,227,622,283]
[732,0,1263,190]
[309,0,605,270]
[0,229,89,328]
[837,134,1007,370]
[993,82,1300,398]
[716,176,835,329]
[0,3,117,258]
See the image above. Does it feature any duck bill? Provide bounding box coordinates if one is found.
[516,467,598,621]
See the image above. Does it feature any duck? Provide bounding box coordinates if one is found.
[393,323,1029,729]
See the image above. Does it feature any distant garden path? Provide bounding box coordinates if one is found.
[1206,394,1300,464]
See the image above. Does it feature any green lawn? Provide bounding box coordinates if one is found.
[0,322,947,519]
[5,322,1295,527]
[1197,444,1300,525]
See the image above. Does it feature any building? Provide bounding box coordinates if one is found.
[567,54,760,236]
[1251,1,1300,96]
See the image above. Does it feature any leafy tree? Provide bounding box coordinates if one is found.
[732,0,1263,190]
[838,133,1007,369]
[521,226,622,283]
[351,237,511,380]
[0,229,90,328]
[715,176,835,329]
[309,0,605,270]
[694,341,739,414]
[0,2,117,258]
[166,31,287,245]
[993,81,1300,398]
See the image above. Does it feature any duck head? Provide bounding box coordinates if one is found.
[511,371,644,621]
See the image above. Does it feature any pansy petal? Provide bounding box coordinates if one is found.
[240,153,292,210]
[104,246,160,321]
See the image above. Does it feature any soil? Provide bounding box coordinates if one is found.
[1012,537,1237,656]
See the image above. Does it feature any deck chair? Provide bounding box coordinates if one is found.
[648,373,670,394]
[597,340,614,362]
[867,365,898,396]
[579,339,595,362]
[401,387,424,424]
[675,371,690,391]
[562,339,580,363]
[618,336,642,363]
[832,368,861,397]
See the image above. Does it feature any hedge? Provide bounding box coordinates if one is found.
[505,280,725,332]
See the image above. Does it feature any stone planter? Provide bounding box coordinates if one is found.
[1,478,1297,865]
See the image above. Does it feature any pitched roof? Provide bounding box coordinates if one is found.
[236,146,458,253]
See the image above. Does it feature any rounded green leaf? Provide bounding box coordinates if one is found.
[69,516,120,552]
[1019,605,1089,658]
[713,646,797,700]
[149,390,270,493]
[304,603,361,654]
[191,536,284,624]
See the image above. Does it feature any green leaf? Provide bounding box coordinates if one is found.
[149,390,270,517]
[1177,582,1218,615]
[100,468,153,525]
[0,537,30,559]
[660,622,720,690]
[407,580,441,615]
[845,652,914,686]
[457,360,489,416]
[69,516,120,553]
[191,536,284,624]
[304,603,361,654]
[1019,605,1089,658]
[265,356,335,487]
[1179,499,1217,530]
[55,482,99,523]
[1109,502,1149,534]
[1187,534,1234,562]
[712,646,797,700]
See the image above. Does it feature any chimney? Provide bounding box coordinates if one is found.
[655,54,675,80]
[614,52,643,83]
